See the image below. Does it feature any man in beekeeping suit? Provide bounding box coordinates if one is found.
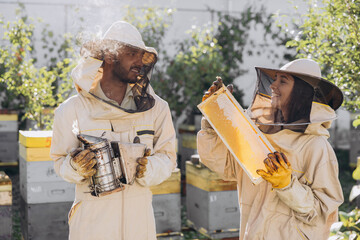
[50,21,176,240]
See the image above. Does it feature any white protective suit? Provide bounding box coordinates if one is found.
[50,22,176,240]
[197,59,344,240]
[197,105,343,240]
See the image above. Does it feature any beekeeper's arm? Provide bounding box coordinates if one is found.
[50,100,89,184]
[136,102,177,187]
[197,118,239,181]
[259,139,343,225]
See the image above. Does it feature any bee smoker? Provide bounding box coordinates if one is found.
[77,133,146,197]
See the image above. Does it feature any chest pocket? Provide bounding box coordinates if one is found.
[134,126,155,153]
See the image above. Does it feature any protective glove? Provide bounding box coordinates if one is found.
[353,165,360,180]
[256,151,292,189]
[202,76,234,102]
[69,148,97,178]
[136,148,151,178]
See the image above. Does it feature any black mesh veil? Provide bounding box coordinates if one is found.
[81,40,158,113]
[248,67,343,134]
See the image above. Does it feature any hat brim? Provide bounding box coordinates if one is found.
[255,67,344,110]
[81,39,158,65]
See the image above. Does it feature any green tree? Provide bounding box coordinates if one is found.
[158,24,227,122]
[0,6,77,130]
[286,0,360,117]
[214,6,296,107]
[123,6,174,52]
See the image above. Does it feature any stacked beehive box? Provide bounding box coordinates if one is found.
[0,112,18,165]
[178,124,197,165]
[19,130,74,240]
[186,161,240,239]
[150,168,182,240]
[0,171,12,239]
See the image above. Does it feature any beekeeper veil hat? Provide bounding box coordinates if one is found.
[73,21,158,113]
[248,59,343,134]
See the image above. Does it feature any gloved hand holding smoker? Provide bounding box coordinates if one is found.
[69,148,97,178]
[68,132,155,197]
[70,145,151,180]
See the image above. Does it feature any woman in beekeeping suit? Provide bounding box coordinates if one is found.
[198,59,344,240]
[50,21,176,240]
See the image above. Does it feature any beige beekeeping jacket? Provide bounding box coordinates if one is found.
[50,56,177,240]
[197,103,344,240]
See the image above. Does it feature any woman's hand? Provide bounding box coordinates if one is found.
[256,152,292,189]
[202,76,233,102]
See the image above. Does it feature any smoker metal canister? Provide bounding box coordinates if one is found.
[86,140,121,195]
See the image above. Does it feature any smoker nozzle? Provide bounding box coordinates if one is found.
[77,134,106,146]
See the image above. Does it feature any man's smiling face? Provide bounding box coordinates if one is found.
[112,46,145,84]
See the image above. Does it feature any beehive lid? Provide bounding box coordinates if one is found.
[185,162,237,191]
[0,114,18,121]
[150,168,181,195]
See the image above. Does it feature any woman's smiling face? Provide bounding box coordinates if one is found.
[270,73,295,111]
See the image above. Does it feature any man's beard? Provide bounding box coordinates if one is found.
[112,62,138,84]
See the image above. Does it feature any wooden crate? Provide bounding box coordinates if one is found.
[153,193,181,234]
[150,168,180,195]
[185,162,237,192]
[0,171,12,239]
[0,132,17,142]
[0,113,18,133]
[0,205,12,239]
[19,130,52,148]
[150,169,181,235]
[19,143,51,162]
[0,142,18,162]
[20,197,71,240]
[186,184,239,238]
[19,156,62,183]
[185,163,239,238]
[20,179,75,204]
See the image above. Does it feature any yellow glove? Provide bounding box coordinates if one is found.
[202,76,234,102]
[256,152,292,189]
[69,148,97,178]
[353,165,360,180]
[136,148,151,179]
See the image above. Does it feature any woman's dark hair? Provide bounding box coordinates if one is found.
[285,76,314,124]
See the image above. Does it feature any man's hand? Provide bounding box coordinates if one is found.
[202,76,234,102]
[256,152,292,189]
[69,148,97,178]
[136,148,151,178]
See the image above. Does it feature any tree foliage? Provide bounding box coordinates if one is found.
[158,24,227,120]
[286,0,360,113]
[0,5,77,130]
[0,4,295,129]
[330,208,360,239]
[125,5,292,124]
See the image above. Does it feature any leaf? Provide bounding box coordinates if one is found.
[353,118,360,128]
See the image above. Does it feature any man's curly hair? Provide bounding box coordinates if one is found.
[80,39,125,61]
